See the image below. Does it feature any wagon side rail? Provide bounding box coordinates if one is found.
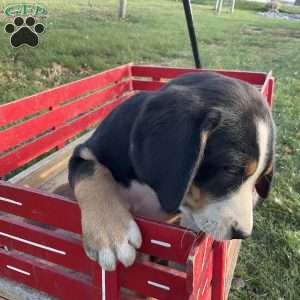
[130,64,274,106]
[0,180,222,300]
[130,64,269,91]
[0,64,133,178]
[0,64,275,300]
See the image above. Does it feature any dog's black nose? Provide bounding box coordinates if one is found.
[231,227,250,240]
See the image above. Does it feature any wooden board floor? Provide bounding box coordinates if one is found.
[10,131,94,192]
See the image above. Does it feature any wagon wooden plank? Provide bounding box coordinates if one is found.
[136,217,199,264]
[121,260,189,300]
[191,252,213,300]
[9,130,93,188]
[0,181,81,233]
[211,242,226,300]
[105,269,121,300]
[131,65,267,85]
[0,96,127,177]
[132,80,164,91]
[121,297,145,300]
[260,72,274,105]
[0,181,197,263]
[0,275,54,300]
[0,64,130,127]
[0,215,92,274]
[186,235,213,294]
[225,240,241,299]
[0,249,94,300]
[0,80,130,153]
[202,286,212,300]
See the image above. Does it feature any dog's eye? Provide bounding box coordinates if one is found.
[220,166,243,176]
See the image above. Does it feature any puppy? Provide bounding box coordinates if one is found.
[68,72,275,270]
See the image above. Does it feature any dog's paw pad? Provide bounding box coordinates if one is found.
[4,16,45,48]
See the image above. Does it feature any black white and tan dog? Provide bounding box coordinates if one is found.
[68,72,275,271]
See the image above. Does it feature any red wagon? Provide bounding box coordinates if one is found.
[0,64,274,300]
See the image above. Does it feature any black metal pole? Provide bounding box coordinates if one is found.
[182,0,201,68]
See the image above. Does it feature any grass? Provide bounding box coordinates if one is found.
[0,0,299,299]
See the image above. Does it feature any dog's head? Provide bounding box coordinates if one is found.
[135,72,275,240]
[181,116,274,240]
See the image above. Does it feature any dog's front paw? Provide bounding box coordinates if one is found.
[82,215,142,271]
[73,151,142,271]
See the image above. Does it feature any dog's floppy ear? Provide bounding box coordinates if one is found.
[255,165,273,199]
[131,106,221,213]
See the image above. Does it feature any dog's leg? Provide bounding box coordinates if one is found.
[72,148,142,271]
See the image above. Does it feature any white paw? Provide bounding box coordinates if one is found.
[83,220,142,271]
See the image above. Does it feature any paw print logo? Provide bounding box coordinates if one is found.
[4,16,45,48]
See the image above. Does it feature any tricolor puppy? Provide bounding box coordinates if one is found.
[68,72,275,271]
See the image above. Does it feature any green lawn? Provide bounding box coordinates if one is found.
[0,0,300,299]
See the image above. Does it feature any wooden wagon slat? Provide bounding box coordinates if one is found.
[0,182,200,263]
[132,80,164,91]
[105,268,121,300]
[0,215,93,274]
[0,249,95,300]
[211,242,226,300]
[136,217,199,264]
[191,252,213,300]
[201,286,212,300]
[0,95,128,177]
[133,76,271,100]
[131,65,267,85]
[121,260,189,300]
[260,71,274,106]
[186,235,213,293]
[0,80,131,153]
[121,296,145,300]
[0,64,131,127]
[0,180,81,233]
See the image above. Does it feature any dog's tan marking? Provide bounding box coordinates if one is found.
[185,185,209,209]
[201,131,209,146]
[179,130,210,218]
[74,154,141,271]
[166,213,182,225]
[75,164,128,248]
[245,160,258,177]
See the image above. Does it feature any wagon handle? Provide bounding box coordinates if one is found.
[182,0,202,68]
